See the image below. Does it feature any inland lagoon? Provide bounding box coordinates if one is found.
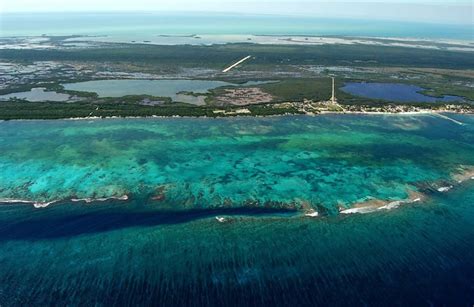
[0,88,73,102]
[341,82,465,103]
[0,114,473,305]
[63,80,271,105]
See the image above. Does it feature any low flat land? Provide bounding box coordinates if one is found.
[0,37,472,119]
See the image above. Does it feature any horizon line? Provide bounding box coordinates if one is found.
[1,10,473,27]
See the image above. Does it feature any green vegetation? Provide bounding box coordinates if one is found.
[49,84,99,98]
[0,84,38,96]
[206,78,357,103]
[1,42,472,119]
[0,81,98,97]
[0,101,302,120]
[2,43,473,69]
[259,78,332,102]
[417,80,474,101]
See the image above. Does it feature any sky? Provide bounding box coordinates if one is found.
[1,0,473,25]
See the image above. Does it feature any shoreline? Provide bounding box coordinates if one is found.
[2,34,473,52]
[0,109,472,122]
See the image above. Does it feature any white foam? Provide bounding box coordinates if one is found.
[437,186,453,192]
[304,210,319,217]
[71,198,93,203]
[340,207,378,214]
[0,198,34,204]
[378,201,403,211]
[1,195,129,207]
[33,201,56,208]
[71,195,128,203]
[0,198,56,208]
[215,216,226,223]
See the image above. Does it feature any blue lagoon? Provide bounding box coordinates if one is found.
[341,82,465,103]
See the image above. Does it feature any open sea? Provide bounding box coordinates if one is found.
[0,114,473,305]
[1,12,472,40]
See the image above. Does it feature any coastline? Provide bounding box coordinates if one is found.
[0,109,472,122]
[2,34,473,52]
[2,12,474,306]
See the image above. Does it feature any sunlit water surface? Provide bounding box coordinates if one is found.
[0,114,473,305]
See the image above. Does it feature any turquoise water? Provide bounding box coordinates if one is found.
[1,114,473,209]
[0,114,473,305]
[1,12,472,40]
[341,82,465,103]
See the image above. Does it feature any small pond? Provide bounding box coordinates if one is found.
[341,82,464,103]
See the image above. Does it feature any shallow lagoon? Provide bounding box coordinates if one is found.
[2,12,472,40]
[1,114,473,209]
[0,114,473,305]
[63,79,268,105]
[0,87,73,102]
[341,82,464,103]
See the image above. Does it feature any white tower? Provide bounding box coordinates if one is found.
[331,77,337,104]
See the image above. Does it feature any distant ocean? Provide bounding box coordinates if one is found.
[0,12,472,40]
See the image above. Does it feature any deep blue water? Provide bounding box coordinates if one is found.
[341,82,465,103]
[0,184,473,306]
